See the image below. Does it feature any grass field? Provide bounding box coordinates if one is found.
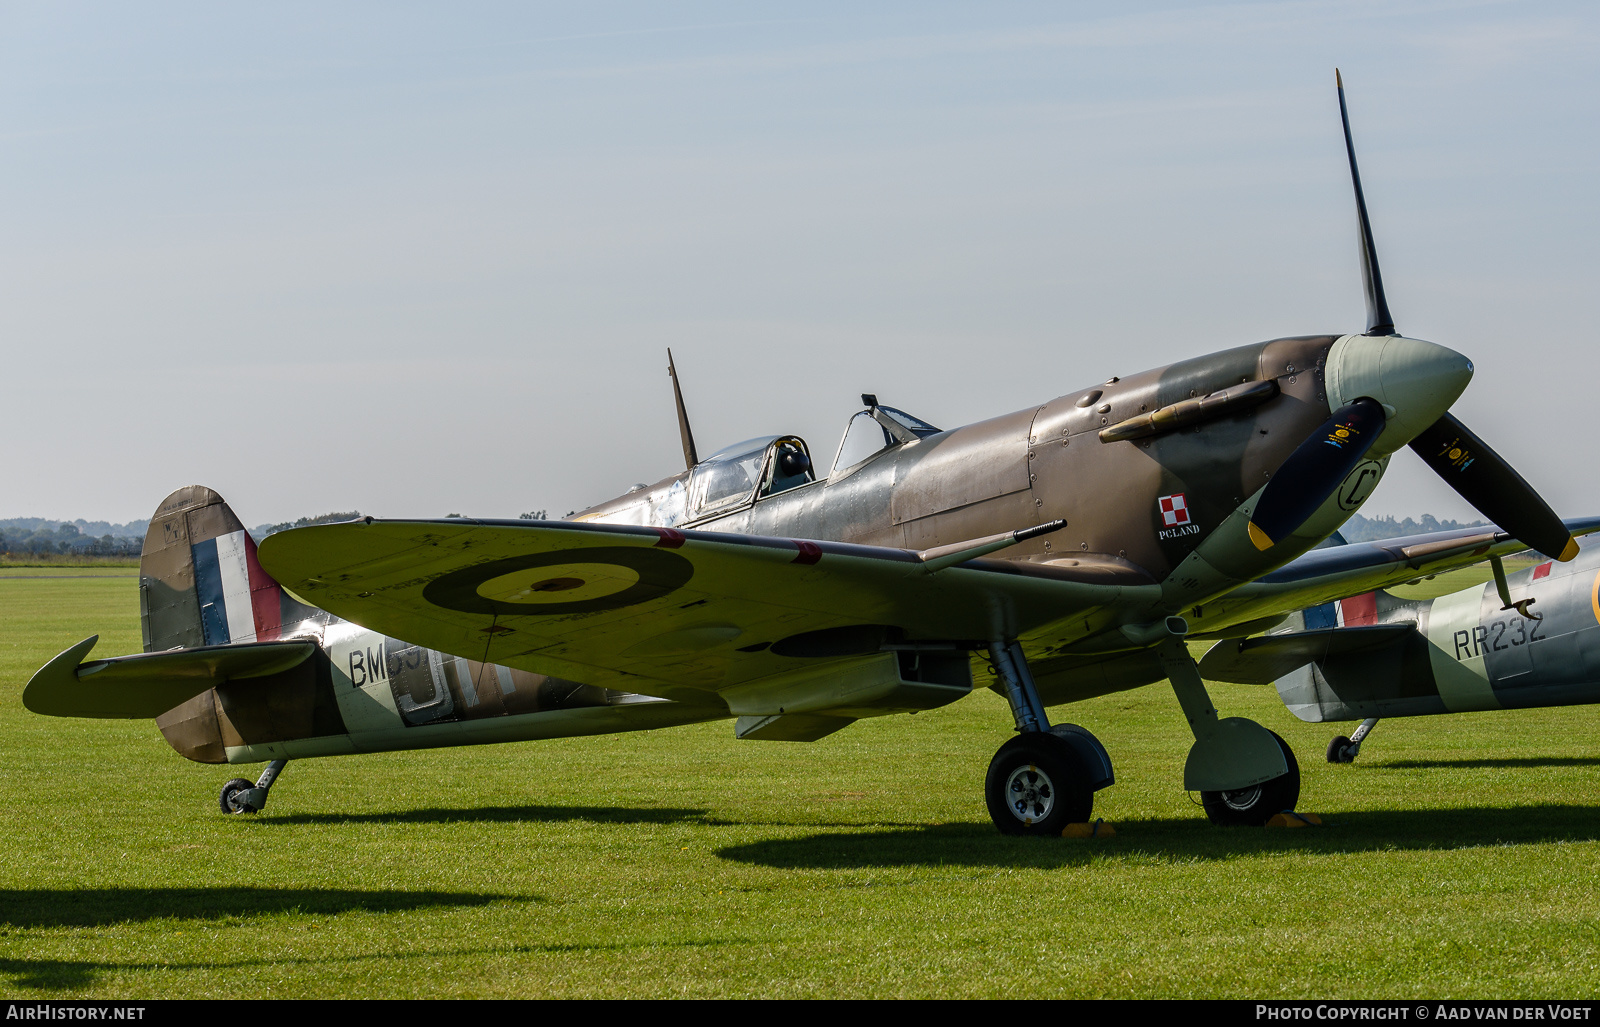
[0,556,139,569]
[1,565,1597,998]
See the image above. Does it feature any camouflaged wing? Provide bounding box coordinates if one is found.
[257,518,1132,700]
[1197,516,1600,634]
[1197,624,1417,684]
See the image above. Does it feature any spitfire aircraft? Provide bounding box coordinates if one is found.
[23,74,1590,834]
[1202,541,1600,764]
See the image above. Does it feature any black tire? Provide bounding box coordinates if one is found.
[219,778,259,815]
[1326,735,1355,764]
[985,732,1094,836]
[1201,731,1301,827]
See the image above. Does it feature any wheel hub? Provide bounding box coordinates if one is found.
[1220,785,1262,811]
[1003,763,1055,823]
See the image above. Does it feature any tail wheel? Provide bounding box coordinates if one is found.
[1200,731,1301,826]
[219,778,259,815]
[985,733,1093,836]
[1326,735,1356,764]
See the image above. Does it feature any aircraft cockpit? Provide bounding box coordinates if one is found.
[686,435,816,522]
[678,398,938,524]
[829,394,943,477]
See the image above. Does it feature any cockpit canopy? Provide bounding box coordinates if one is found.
[687,435,815,521]
[679,401,939,523]
[829,403,942,477]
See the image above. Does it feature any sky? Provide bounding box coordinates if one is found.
[2,1,1596,527]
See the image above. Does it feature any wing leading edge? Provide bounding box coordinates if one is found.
[1190,516,1600,635]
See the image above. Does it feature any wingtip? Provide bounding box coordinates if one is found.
[1247,522,1275,552]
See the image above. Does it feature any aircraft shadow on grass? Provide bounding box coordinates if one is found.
[258,804,715,827]
[714,804,1600,871]
[254,804,925,831]
[1369,757,1600,771]
[0,887,528,930]
[0,936,741,991]
[0,887,544,990]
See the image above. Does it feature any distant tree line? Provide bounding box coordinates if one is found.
[1336,512,1485,543]
[0,516,150,538]
[249,512,364,542]
[0,522,143,556]
[0,511,371,555]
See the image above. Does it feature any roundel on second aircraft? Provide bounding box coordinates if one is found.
[423,547,694,616]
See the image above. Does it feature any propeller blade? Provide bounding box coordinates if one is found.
[1409,413,1578,562]
[1249,398,1387,551]
[1337,69,1396,337]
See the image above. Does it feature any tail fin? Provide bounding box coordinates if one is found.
[140,486,288,652]
[1297,587,1416,632]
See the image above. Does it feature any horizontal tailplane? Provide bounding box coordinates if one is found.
[24,635,315,719]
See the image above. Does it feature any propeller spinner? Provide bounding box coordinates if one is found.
[1248,72,1576,562]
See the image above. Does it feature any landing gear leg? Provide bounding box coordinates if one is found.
[1327,718,1379,763]
[219,759,288,815]
[991,641,1048,735]
[983,641,1105,836]
[1158,638,1301,826]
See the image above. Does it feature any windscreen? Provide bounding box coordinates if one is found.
[831,412,894,476]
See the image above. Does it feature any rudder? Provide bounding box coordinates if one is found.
[140,486,288,653]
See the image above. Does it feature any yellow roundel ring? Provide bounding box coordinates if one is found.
[423,547,693,616]
[1591,567,1600,627]
[476,562,643,606]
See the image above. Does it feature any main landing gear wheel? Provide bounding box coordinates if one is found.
[1200,731,1300,827]
[985,733,1094,836]
[219,778,260,815]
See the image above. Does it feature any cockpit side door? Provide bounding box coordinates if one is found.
[757,436,816,499]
